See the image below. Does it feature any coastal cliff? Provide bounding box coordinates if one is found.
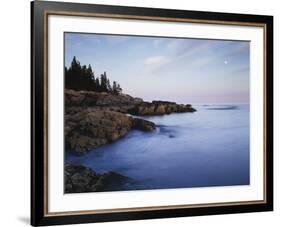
[65,109,156,155]
[65,89,196,155]
[65,89,196,115]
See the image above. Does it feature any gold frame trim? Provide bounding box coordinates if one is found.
[43,10,267,217]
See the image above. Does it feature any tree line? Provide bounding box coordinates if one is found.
[65,56,122,94]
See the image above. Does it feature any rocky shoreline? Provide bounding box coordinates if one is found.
[65,163,132,193]
[65,89,196,155]
[65,109,156,155]
[65,89,196,116]
[65,89,196,193]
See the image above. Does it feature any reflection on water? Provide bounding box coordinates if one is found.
[65,104,250,191]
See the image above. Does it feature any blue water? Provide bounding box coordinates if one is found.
[65,104,250,190]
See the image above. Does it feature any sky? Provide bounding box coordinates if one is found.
[65,32,250,104]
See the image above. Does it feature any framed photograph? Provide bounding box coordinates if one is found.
[31,0,273,226]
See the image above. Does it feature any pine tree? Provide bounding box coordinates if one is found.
[116,83,122,94]
[112,81,117,94]
[71,56,77,69]
[106,78,112,92]
[100,72,108,92]
[95,78,100,91]
[65,57,123,93]
[87,64,94,80]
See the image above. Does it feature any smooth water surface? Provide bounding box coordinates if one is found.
[66,104,250,190]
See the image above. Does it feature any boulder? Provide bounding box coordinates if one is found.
[65,163,131,193]
[65,108,156,155]
[129,101,196,116]
[65,89,196,116]
[65,89,142,111]
[65,110,133,155]
[132,118,156,131]
[154,105,166,115]
[64,89,196,155]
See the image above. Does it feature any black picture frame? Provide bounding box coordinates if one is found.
[31,0,273,226]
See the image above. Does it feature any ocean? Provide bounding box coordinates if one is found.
[65,104,250,191]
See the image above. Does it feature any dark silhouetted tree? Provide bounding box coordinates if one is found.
[112,81,122,94]
[116,83,122,94]
[95,78,100,91]
[106,78,112,92]
[65,56,122,94]
[112,81,117,94]
[100,72,108,92]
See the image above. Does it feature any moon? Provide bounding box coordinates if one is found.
[224,60,228,65]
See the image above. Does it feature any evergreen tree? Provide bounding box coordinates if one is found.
[87,65,94,80]
[95,78,100,91]
[100,72,108,92]
[112,81,122,94]
[116,83,122,94]
[106,78,112,92]
[112,81,117,94]
[65,56,122,94]
[71,56,77,69]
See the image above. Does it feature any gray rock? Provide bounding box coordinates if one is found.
[65,89,196,115]
[65,163,131,193]
[65,110,133,155]
[129,101,196,115]
[64,89,196,154]
[132,118,156,131]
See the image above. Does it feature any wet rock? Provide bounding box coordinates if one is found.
[64,89,196,154]
[65,110,133,155]
[132,118,156,131]
[65,163,131,193]
[129,101,196,116]
[65,109,157,154]
[65,89,196,115]
[92,172,132,192]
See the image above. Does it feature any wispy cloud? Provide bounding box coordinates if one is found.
[142,39,218,73]
[65,33,250,103]
[145,56,170,66]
